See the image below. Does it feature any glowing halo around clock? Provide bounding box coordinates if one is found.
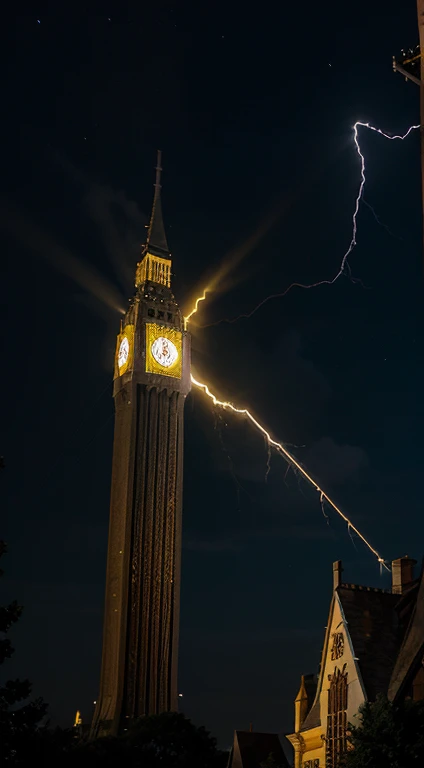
[151,336,179,368]
[118,336,130,369]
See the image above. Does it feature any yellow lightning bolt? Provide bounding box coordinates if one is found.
[191,373,388,569]
[184,290,208,330]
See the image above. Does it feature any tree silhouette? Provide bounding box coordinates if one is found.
[260,753,285,768]
[0,540,49,764]
[124,711,227,768]
[341,694,424,767]
[71,711,227,767]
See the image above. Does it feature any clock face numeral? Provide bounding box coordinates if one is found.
[151,336,178,368]
[118,336,130,369]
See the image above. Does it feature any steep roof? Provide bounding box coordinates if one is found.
[228,731,289,768]
[298,675,319,731]
[303,673,318,707]
[145,150,170,258]
[301,698,321,730]
[388,566,424,701]
[300,583,401,732]
[146,190,169,257]
[337,584,400,700]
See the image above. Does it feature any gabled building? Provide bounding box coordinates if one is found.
[228,730,289,768]
[286,556,424,768]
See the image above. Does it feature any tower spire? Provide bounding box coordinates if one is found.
[145,150,169,258]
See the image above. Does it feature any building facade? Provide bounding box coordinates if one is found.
[286,556,424,768]
[91,153,191,737]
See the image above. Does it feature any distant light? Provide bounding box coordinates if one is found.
[178,693,183,697]
[37,19,40,23]
[93,700,96,704]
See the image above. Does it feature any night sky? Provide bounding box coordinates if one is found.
[2,3,423,752]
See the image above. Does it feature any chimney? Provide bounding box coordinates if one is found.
[333,560,343,591]
[392,555,416,594]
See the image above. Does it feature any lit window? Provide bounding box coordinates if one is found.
[326,664,348,768]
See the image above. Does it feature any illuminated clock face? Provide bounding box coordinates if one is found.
[118,336,130,369]
[151,336,178,368]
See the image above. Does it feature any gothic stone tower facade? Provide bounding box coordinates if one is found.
[91,153,191,737]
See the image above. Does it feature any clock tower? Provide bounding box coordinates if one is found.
[91,153,191,737]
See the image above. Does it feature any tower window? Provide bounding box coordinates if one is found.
[158,310,164,319]
[167,313,173,322]
[326,664,348,768]
[148,308,155,317]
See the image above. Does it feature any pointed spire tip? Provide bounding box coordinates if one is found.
[155,150,162,191]
[145,150,169,257]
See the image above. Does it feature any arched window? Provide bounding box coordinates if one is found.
[326,664,348,768]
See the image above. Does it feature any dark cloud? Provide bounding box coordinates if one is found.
[83,183,146,290]
[181,626,323,647]
[305,436,369,487]
[183,519,334,554]
[190,327,331,488]
[183,536,240,553]
[276,329,332,403]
